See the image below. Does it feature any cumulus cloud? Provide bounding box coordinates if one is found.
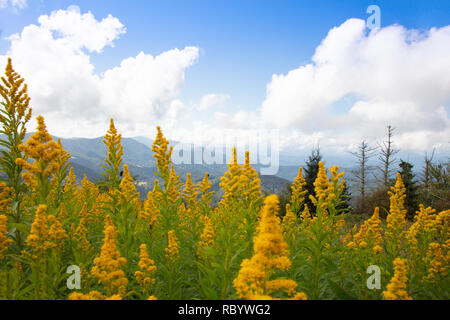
[197,93,230,110]
[261,18,450,151]
[0,0,27,10]
[0,7,199,137]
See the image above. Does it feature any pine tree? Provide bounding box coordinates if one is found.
[398,160,419,220]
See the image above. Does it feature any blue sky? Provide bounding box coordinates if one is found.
[0,0,449,154]
[2,0,449,110]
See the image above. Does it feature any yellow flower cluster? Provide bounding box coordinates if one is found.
[139,190,160,230]
[72,217,92,255]
[68,291,122,300]
[351,207,383,253]
[118,164,140,209]
[48,215,67,249]
[0,215,12,259]
[290,167,307,214]
[165,164,183,204]
[16,116,60,187]
[198,215,215,254]
[309,162,334,212]
[233,195,306,300]
[103,119,123,188]
[91,215,128,296]
[383,258,412,300]
[0,57,32,122]
[386,173,408,254]
[0,182,11,212]
[424,242,448,283]
[282,204,297,236]
[241,151,263,207]
[165,230,179,263]
[135,244,157,288]
[219,149,262,211]
[182,173,197,209]
[152,126,173,182]
[196,173,214,210]
[26,205,54,256]
[219,147,242,208]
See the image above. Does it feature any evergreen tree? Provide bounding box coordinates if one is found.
[304,148,322,214]
[337,181,352,214]
[399,160,419,220]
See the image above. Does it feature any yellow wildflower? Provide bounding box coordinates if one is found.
[0,215,12,259]
[290,167,307,213]
[165,230,179,263]
[233,195,306,300]
[91,215,128,296]
[152,126,173,182]
[103,119,123,188]
[424,242,448,283]
[383,258,412,300]
[182,173,197,209]
[198,215,215,255]
[26,205,54,255]
[386,173,407,254]
[353,207,383,250]
[48,215,67,249]
[135,244,157,289]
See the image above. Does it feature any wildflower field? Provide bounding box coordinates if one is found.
[0,59,448,301]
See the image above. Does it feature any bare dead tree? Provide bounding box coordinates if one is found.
[378,125,399,188]
[423,148,436,199]
[350,140,377,214]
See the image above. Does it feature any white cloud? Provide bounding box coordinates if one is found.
[0,7,199,138]
[261,18,450,151]
[0,0,27,10]
[197,93,230,110]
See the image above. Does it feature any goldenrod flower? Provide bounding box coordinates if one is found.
[424,242,448,283]
[309,162,333,212]
[241,151,262,208]
[233,195,306,300]
[135,244,157,289]
[353,207,383,251]
[102,119,123,189]
[0,215,12,259]
[383,258,412,300]
[72,217,92,255]
[282,204,297,235]
[182,173,197,209]
[198,215,215,255]
[152,126,173,183]
[68,291,122,300]
[91,215,128,296]
[139,190,160,229]
[386,173,407,254]
[166,165,183,204]
[165,230,179,263]
[16,116,60,200]
[26,205,54,256]
[219,147,242,208]
[118,164,140,208]
[0,58,31,120]
[0,182,11,212]
[290,167,307,214]
[48,215,67,249]
[195,172,214,210]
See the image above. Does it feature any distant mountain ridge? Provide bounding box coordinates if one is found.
[2,133,447,200]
